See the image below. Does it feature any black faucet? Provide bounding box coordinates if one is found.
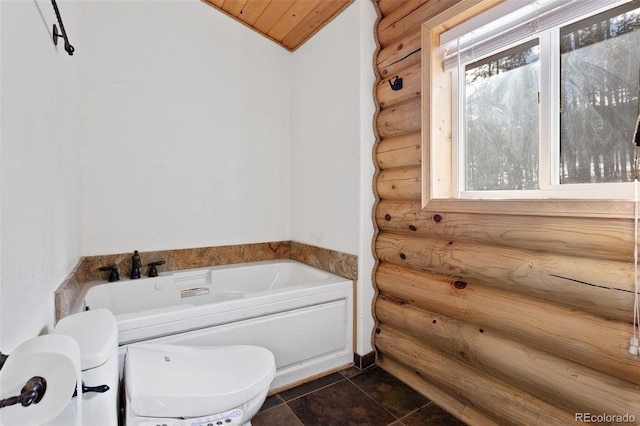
[130,250,142,279]
[147,260,166,277]
[98,265,120,282]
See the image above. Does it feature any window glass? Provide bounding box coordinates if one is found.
[560,6,640,184]
[464,41,540,191]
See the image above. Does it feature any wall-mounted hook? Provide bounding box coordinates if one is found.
[51,0,75,56]
[0,352,8,370]
[389,76,403,91]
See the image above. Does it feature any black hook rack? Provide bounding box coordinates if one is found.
[51,0,75,56]
[0,376,48,410]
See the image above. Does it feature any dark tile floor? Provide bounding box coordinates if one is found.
[252,366,465,426]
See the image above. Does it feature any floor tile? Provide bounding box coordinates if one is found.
[338,365,364,379]
[349,366,429,419]
[252,404,304,426]
[259,394,285,412]
[398,403,465,426]
[288,379,397,426]
[279,372,345,401]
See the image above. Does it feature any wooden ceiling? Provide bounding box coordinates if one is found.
[202,0,354,51]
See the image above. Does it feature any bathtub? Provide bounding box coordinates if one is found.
[80,259,354,390]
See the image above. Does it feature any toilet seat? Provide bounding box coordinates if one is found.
[125,343,276,418]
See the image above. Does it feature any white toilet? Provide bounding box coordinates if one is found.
[54,309,119,426]
[55,309,276,426]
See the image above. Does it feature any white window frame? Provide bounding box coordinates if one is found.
[421,0,637,218]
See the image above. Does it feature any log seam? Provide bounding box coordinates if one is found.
[369,0,383,362]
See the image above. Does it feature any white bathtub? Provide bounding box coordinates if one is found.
[80,259,354,390]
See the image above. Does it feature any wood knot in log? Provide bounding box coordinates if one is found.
[453,280,467,289]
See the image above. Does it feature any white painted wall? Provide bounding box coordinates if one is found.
[291,0,377,354]
[1,0,82,351]
[291,6,359,255]
[357,2,378,357]
[79,0,292,255]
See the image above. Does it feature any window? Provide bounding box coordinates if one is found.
[440,0,640,200]
[464,40,541,192]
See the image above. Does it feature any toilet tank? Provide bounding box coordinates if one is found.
[54,309,119,426]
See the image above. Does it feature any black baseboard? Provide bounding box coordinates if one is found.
[353,351,376,370]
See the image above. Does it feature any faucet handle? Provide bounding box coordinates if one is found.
[147,260,166,278]
[98,265,120,282]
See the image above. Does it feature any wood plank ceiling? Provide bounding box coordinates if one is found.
[202,0,354,51]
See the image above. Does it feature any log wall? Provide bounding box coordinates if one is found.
[371,1,640,424]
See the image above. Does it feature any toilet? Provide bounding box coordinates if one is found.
[54,309,276,426]
[54,309,119,425]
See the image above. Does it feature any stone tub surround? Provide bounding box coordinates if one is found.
[54,241,357,322]
[289,241,357,281]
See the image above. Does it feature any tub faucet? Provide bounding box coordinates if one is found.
[99,265,120,282]
[130,250,142,279]
[148,260,166,277]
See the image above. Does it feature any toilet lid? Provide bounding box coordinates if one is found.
[124,343,276,418]
[54,309,118,371]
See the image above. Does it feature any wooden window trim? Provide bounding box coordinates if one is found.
[420,0,635,219]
